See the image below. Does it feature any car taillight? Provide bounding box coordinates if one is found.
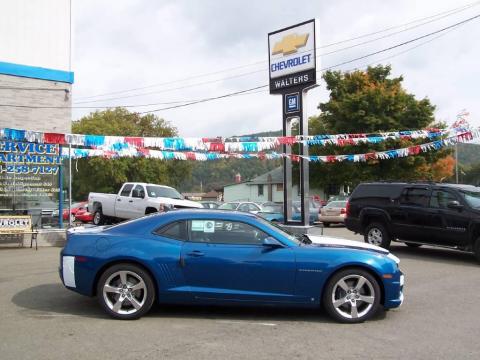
[345,201,351,216]
[341,208,346,214]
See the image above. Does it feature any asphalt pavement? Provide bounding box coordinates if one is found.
[1,225,479,359]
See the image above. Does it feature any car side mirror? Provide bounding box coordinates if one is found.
[447,200,463,210]
[262,236,284,248]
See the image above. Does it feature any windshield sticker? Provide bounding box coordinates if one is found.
[204,220,215,233]
[225,222,233,231]
[191,220,204,232]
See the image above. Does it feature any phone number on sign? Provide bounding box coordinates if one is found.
[0,165,59,175]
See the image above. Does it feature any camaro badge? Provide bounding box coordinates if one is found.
[272,33,309,55]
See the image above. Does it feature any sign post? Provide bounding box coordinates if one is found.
[268,19,318,226]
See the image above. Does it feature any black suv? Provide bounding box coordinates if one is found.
[345,182,480,261]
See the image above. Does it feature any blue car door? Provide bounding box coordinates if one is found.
[181,219,299,303]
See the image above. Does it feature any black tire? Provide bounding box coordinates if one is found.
[93,209,105,226]
[323,267,381,323]
[364,222,391,249]
[97,263,155,320]
[323,222,331,227]
[405,242,422,248]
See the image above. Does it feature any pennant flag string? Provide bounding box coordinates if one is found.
[0,126,470,152]
[59,130,478,163]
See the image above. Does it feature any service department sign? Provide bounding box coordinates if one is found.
[0,216,31,233]
[268,19,317,94]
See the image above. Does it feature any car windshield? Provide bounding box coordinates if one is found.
[255,216,310,245]
[261,205,282,213]
[461,190,480,208]
[146,186,183,199]
[218,202,239,210]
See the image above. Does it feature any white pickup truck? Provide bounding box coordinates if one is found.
[88,182,202,225]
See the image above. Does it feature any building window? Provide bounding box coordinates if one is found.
[276,184,283,192]
[258,185,264,196]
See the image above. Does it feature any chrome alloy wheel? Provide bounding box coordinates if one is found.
[331,275,375,320]
[94,212,101,225]
[102,270,147,315]
[367,227,383,246]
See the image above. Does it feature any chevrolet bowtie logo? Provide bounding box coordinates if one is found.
[272,33,309,56]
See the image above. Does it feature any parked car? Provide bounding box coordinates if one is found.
[345,182,480,261]
[199,201,222,209]
[60,210,404,323]
[257,202,318,225]
[218,201,262,214]
[74,208,94,223]
[63,202,88,222]
[88,182,203,225]
[319,200,348,227]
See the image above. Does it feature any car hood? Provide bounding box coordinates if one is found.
[307,235,390,255]
[150,197,203,208]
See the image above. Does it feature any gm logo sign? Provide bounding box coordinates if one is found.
[285,93,300,113]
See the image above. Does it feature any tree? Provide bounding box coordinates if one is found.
[309,65,453,191]
[71,108,192,200]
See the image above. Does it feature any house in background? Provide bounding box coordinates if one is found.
[223,167,328,203]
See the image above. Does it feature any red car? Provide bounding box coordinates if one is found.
[63,202,91,222]
[74,208,94,223]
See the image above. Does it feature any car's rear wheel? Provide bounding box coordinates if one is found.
[405,242,422,248]
[93,210,105,226]
[97,264,155,320]
[323,268,381,323]
[364,222,391,249]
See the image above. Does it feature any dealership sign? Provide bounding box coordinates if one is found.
[0,216,31,233]
[268,19,317,93]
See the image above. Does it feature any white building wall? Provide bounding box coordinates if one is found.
[0,0,72,71]
[224,183,326,203]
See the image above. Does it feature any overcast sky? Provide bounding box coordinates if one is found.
[72,0,480,137]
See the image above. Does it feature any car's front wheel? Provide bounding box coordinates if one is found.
[364,222,391,248]
[323,268,381,323]
[97,264,155,320]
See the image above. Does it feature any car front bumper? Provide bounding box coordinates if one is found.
[384,272,404,309]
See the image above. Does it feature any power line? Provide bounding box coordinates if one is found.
[74,4,480,105]
[74,0,480,101]
[2,13,478,112]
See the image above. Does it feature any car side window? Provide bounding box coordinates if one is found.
[249,204,260,212]
[132,185,145,198]
[238,204,250,212]
[120,184,133,197]
[430,190,458,209]
[399,188,429,207]
[155,221,188,241]
[188,220,269,245]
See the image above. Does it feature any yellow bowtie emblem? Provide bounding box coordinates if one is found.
[272,33,309,56]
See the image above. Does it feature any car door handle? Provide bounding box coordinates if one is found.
[129,200,133,203]
[186,251,204,257]
[117,199,121,202]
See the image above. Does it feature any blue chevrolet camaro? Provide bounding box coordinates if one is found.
[60,210,404,323]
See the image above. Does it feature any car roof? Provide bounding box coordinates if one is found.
[124,182,174,189]
[158,209,258,219]
[359,182,479,191]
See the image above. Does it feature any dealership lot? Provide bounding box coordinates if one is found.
[1,226,479,360]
